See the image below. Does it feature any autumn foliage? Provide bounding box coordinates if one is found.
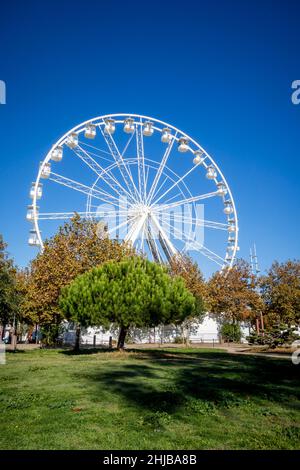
[260,260,300,327]
[23,215,135,326]
[207,259,264,323]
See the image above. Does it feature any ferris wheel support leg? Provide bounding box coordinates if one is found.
[146,224,163,264]
[149,212,178,259]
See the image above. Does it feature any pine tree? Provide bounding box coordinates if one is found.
[59,257,196,349]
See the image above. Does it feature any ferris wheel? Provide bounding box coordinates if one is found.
[27,113,239,272]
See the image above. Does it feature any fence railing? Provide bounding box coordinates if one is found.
[62,327,221,346]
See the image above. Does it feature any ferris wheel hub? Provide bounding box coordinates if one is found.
[129,203,151,217]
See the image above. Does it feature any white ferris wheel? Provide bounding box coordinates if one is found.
[27,114,239,272]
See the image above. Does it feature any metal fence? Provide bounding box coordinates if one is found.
[62,325,221,347]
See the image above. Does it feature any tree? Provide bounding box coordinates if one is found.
[169,255,207,342]
[59,257,196,349]
[207,259,263,326]
[24,215,135,342]
[169,255,207,309]
[220,322,242,343]
[0,235,19,339]
[260,260,300,327]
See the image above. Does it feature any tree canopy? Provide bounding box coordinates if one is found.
[207,259,263,324]
[24,215,135,328]
[59,257,196,348]
[260,259,300,326]
[0,234,20,338]
[169,254,207,312]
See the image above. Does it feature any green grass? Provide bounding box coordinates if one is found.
[0,347,299,449]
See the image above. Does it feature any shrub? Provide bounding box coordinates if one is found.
[220,322,242,342]
[40,323,64,346]
[247,324,298,349]
[173,336,184,344]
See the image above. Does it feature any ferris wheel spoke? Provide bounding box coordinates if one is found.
[147,135,177,205]
[192,243,227,267]
[49,173,129,210]
[78,140,115,159]
[50,172,110,201]
[145,165,150,194]
[99,125,140,203]
[78,142,115,164]
[86,185,129,209]
[121,129,136,156]
[37,208,131,221]
[151,176,169,203]
[37,211,100,220]
[184,238,227,266]
[158,212,228,230]
[124,213,148,245]
[106,213,139,238]
[151,163,201,206]
[152,191,218,212]
[88,203,136,215]
[136,120,147,202]
[156,190,185,207]
[94,207,131,215]
[89,157,139,208]
[71,144,136,203]
[159,218,226,267]
[78,144,136,202]
[159,217,195,244]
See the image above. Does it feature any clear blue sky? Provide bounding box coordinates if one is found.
[0,0,299,276]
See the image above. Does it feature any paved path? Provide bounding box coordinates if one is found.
[223,345,292,359]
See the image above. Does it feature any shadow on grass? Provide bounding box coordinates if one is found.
[61,347,115,356]
[84,349,300,415]
[6,349,26,354]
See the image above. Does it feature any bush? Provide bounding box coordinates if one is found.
[220,322,242,343]
[40,323,64,346]
[173,336,184,344]
[247,324,298,349]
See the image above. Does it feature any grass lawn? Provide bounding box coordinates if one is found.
[0,347,299,450]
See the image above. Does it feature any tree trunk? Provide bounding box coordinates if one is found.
[117,326,128,350]
[11,327,17,352]
[74,324,81,352]
[0,323,5,341]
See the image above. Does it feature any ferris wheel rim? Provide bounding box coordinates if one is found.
[30,113,239,269]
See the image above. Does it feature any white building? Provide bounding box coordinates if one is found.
[62,315,251,346]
